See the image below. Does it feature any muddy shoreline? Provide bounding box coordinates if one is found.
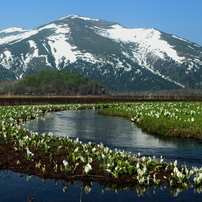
[0,141,171,188]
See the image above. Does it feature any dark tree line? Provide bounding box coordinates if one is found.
[2,70,109,95]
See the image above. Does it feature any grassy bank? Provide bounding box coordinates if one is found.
[99,102,202,140]
[1,103,202,196]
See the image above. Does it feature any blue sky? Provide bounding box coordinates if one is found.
[1,0,202,46]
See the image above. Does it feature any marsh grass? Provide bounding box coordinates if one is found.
[99,102,202,139]
[1,102,202,196]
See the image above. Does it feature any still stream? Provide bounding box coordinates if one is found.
[1,109,202,201]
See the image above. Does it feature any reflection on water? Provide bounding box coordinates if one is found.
[24,109,202,167]
[1,169,202,202]
[2,109,202,201]
[25,109,176,147]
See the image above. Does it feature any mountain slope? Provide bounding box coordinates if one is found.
[0,14,202,93]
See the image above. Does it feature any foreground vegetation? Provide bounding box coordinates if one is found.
[1,102,202,196]
[99,101,202,140]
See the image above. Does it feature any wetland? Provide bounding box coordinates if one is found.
[1,102,202,201]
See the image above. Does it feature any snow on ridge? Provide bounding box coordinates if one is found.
[2,23,69,47]
[38,23,58,31]
[55,24,70,34]
[94,24,185,63]
[93,24,186,87]
[62,14,100,22]
[59,16,68,21]
[0,27,28,33]
[172,35,188,43]
[44,23,103,68]
[0,29,38,46]
[132,52,185,88]
[47,33,102,68]
[78,16,100,21]
[38,23,70,35]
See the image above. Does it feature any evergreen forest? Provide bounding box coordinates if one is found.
[1,71,109,95]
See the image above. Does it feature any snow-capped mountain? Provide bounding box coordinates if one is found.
[0,14,202,93]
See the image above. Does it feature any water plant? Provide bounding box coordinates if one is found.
[1,102,202,193]
[99,102,202,139]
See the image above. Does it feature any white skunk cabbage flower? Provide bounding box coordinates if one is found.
[63,160,68,168]
[84,163,92,174]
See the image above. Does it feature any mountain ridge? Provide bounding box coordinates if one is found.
[0,14,202,93]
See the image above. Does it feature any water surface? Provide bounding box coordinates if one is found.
[25,109,202,167]
[1,109,202,201]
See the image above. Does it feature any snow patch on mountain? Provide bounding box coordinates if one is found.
[0,49,13,69]
[93,24,185,63]
[91,24,187,88]
[0,14,201,91]
[42,23,106,69]
[47,34,77,68]
[27,40,39,57]
[61,14,100,22]
[38,23,58,31]
[0,27,27,34]
[48,37,77,68]
[20,41,52,73]
[172,35,189,43]
[0,39,52,73]
[3,49,12,59]
[0,29,38,46]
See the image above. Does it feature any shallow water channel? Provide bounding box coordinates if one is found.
[1,109,202,201]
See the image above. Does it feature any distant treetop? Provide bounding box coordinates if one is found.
[2,70,110,96]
